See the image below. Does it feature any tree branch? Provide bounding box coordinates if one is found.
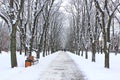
[0,12,11,28]
[110,3,120,17]
[94,0,104,14]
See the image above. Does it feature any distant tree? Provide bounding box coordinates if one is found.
[0,21,10,52]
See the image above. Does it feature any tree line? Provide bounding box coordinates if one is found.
[0,0,120,69]
[65,0,120,68]
[0,0,64,68]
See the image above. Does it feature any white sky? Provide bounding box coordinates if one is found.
[59,0,69,12]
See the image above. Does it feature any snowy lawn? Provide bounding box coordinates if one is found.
[67,51,120,80]
[0,51,59,80]
[1,51,120,80]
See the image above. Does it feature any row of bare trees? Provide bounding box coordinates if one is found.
[65,0,120,68]
[0,0,120,69]
[0,21,10,52]
[0,0,64,68]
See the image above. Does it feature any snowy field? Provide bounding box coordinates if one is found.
[68,51,120,80]
[0,51,120,80]
[0,51,59,80]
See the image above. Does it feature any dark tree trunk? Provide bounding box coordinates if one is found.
[51,46,55,54]
[43,33,47,57]
[10,24,17,68]
[78,49,80,56]
[92,42,96,62]
[0,44,1,53]
[10,0,18,68]
[85,48,88,59]
[101,49,102,54]
[36,28,44,58]
[20,35,22,55]
[104,50,110,68]
[94,0,112,69]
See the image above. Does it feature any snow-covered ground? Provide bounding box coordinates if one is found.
[67,51,120,80]
[0,51,120,80]
[0,51,59,80]
[39,52,85,80]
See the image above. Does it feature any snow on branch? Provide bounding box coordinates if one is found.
[94,0,104,14]
[14,0,20,10]
[110,3,120,17]
[110,0,120,13]
[0,11,12,28]
[35,0,48,18]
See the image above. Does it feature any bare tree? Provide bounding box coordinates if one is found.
[0,0,25,68]
[94,0,120,68]
[0,21,10,52]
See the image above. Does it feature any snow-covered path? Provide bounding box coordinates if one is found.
[39,52,85,80]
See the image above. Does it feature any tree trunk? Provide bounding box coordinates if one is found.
[85,48,88,59]
[20,35,22,55]
[0,43,1,53]
[10,24,17,68]
[92,42,96,62]
[104,17,111,68]
[43,33,46,57]
[78,49,80,56]
[36,29,44,58]
[104,49,110,68]
[10,0,18,68]
[102,29,110,68]
[101,46,103,54]
[81,48,83,56]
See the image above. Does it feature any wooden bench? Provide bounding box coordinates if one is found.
[28,56,39,65]
[25,56,39,67]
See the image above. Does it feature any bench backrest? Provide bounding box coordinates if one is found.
[29,56,34,61]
